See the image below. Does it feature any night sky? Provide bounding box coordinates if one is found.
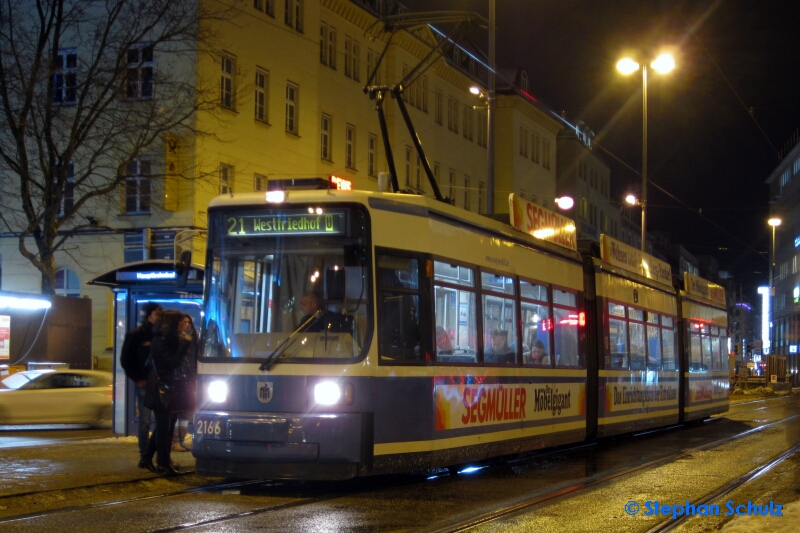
[400,0,800,296]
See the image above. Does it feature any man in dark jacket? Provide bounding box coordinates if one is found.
[121,302,162,470]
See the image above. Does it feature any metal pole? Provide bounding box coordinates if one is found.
[771,224,776,355]
[486,0,495,214]
[641,65,648,252]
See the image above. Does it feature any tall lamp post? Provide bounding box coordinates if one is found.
[486,0,496,214]
[616,53,675,252]
[768,217,781,355]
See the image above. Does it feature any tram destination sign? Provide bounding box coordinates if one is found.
[225,210,345,237]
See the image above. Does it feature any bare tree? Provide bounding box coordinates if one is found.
[0,0,223,293]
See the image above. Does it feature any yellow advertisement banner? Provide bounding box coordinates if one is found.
[508,193,577,251]
[435,382,585,431]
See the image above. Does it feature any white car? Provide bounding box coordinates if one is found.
[0,369,113,427]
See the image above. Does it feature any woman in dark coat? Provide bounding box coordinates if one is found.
[143,309,193,475]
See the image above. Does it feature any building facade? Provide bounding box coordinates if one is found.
[0,0,585,366]
[766,135,800,378]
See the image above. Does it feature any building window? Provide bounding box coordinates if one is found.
[448,169,456,202]
[532,132,540,163]
[415,153,422,191]
[344,36,352,77]
[254,69,269,123]
[219,164,233,195]
[447,96,454,130]
[53,49,77,105]
[320,23,328,65]
[542,139,551,169]
[477,111,486,147]
[435,90,443,125]
[366,49,380,84]
[421,76,428,112]
[478,181,485,214]
[463,105,472,140]
[452,99,459,133]
[345,124,356,168]
[58,162,75,216]
[125,159,151,214]
[405,146,412,188]
[285,0,302,31]
[254,0,274,16]
[327,26,337,69]
[520,126,529,157]
[285,82,298,134]
[352,40,360,81]
[127,43,153,100]
[579,197,587,220]
[254,173,265,192]
[368,134,377,177]
[320,114,332,161]
[464,176,471,210]
[54,268,81,297]
[220,55,236,110]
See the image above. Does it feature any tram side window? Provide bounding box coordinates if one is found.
[646,312,661,370]
[377,254,422,362]
[434,261,477,363]
[699,324,712,371]
[482,272,517,365]
[661,316,676,370]
[710,327,721,370]
[608,302,628,369]
[553,289,579,367]
[520,280,551,366]
[628,307,646,370]
[688,322,703,371]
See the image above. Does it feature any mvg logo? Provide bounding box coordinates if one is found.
[257,382,274,403]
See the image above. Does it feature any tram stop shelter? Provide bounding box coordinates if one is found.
[89,260,204,436]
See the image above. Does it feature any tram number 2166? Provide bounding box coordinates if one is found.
[196,419,222,436]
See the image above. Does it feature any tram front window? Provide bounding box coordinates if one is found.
[202,207,371,362]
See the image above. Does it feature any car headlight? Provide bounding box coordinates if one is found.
[313,381,354,406]
[207,380,228,403]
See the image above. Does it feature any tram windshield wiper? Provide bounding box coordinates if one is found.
[259,310,322,372]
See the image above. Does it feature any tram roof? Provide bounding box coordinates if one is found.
[208,190,583,261]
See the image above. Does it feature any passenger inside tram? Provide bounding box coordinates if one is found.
[436,325,454,354]
[485,329,515,363]
[530,339,550,365]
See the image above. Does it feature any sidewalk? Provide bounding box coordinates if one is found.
[0,435,197,496]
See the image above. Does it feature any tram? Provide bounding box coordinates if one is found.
[191,187,729,480]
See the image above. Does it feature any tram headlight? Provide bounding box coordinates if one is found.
[313,381,354,406]
[207,380,228,403]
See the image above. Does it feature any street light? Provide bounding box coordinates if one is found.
[768,217,781,293]
[616,52,675,252]
[768,217,781,357]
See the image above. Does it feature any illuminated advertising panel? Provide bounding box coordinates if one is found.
[599,234,672,288]
[508,193,577,251]
[684,272,726,305]
[0,315,9,360]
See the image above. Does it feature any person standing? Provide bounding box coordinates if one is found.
[172,314,197,452]
[146,310,195,475]
[120,302,162,471]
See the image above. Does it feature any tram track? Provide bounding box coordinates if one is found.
[424,412,799,533]
[1,397,794,532]
[646,442,800,532]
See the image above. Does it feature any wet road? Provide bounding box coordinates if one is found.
[0,426,112,448]
[0,394,796,532]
